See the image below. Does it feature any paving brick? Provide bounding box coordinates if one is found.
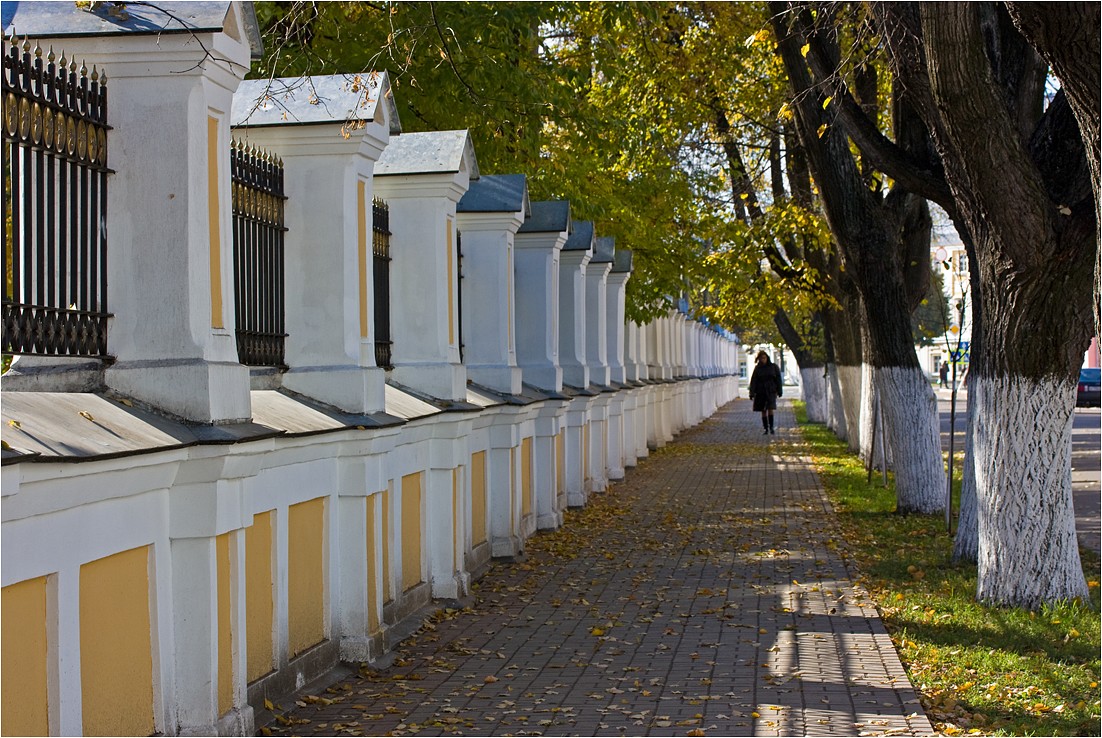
[268,400,934,737]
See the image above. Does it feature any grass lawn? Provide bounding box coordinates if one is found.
[792,401,1101,736]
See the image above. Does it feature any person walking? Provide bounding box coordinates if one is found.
[939,361,949,388]
[749,350,783,435]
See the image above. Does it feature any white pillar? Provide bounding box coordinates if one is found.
[231,74,399,414]
[559,222,593,390]
[515,201,570,392]
[374,131,476,401]
[456,174,528,395]
[58,15,256,422]
[584,238,613,387]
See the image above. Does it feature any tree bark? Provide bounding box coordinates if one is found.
[773,5,945,513]
[919,2,1094,606]
[1006,1,1102,347]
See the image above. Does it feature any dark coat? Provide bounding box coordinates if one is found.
[749,361,782,411]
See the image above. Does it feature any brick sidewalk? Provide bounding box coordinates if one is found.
[268,399,934,737]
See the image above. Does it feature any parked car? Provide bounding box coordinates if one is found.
[1077,368,1101,407]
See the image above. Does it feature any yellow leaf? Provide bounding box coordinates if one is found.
[264,698,275,711]
[822,95,833,109]
[484,675,498,683]
[79,411,94,421]
[800,43,810,57]
[751,711,761,718]
[590,627,605,636]
[119,398,133,407]
[817,123,828,139]
[7,419,21,429]
[687,730,706,737]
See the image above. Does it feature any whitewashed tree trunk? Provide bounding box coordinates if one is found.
[825,363,847,437]
[836,363,862,452]
[973,377,1088,608]
[858,363,891,471]
[801,367,828,423]
[952,396,978,563]
[877,366,944,514]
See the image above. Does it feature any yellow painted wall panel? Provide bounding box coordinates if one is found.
[446,219,456,345]
[288,498,326,657]
[382,489,392,602]
[357,180,370,338]
[245,511,275,683]
[452,469,460,567]
[471,452,487,545]
[521,437,533,516]
[401,473,423,592]
[583,424,590,483]
[556,431,565,495]
[509,448,517,534]
[366,496,380,633]
[216,533,233,715]
[79,546,155,737]
[207,115,223,328]
[2,576,49,737]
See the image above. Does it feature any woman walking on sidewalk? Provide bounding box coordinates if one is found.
[749,350,783,435]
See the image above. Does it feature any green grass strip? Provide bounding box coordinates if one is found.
[792,401,1101,736]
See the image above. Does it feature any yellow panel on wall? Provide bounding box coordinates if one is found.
[521,437,533,517]
[288,497,326,657]
[556,431,565,495]
[80,546,155,737]
[245,510,275,683]
[509,448,517,533]
[471,451,487,545]
[216,532,233,715]
[452,469,460,568]
[401,473,423,592]
[583,424,590,483]
[2,576,49,737]
[446,217,456,345]
[357,179,370,338]
[382,488,392,602]
[366,495,380,633]
[207,115,224,328]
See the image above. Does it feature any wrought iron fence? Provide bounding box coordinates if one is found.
[372,197,392,369]
[2,39,111,358]
[231,139,287,368]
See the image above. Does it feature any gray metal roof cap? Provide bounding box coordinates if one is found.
[611,248,633,273]
[232,73,401,133]
[563,220,595,252]
[592,236,615,264]
[2,2,264,59]
[518,200,571,234]
[375,130,479,178]
[457,174,529,215]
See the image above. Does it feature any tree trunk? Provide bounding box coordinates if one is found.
[773,309,828,423]
[1005,1,1102,357]
[800,366,828,423]
[773,6,947,513]
[825,363,847,436]
[972,378,1087,607]
[859,363,889,471]
[919,2,1095,606]
[952,390,978,563]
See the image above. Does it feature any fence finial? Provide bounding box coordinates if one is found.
[91,65,98,82]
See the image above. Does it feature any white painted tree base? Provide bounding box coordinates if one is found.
[800,367,828,423]
[877,365,944,514]
[837,364,862,452]
[972,376,1089,608]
